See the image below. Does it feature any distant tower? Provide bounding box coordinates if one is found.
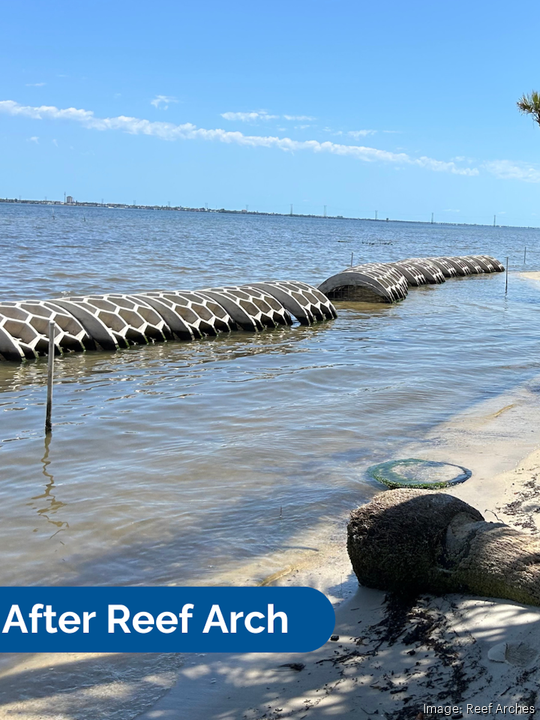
[431,212,434,224]
[375,210,378,220]
[494,215,496,226]
[324,205,327,217]
[290,204,293,216]
[64,192,66,204]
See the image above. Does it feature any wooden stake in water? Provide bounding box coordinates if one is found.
[350,252,354,267]
[524,247,527,264]
[505,257,509,295]
[45,321,55,434]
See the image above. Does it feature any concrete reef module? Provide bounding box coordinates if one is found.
[318,254,505,303]
[0,281,337,361]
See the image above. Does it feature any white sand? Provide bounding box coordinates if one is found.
[137,377,540,719]
[5,274,540,718]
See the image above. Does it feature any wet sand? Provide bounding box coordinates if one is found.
[3,274,540,718]
[137,370,540,719]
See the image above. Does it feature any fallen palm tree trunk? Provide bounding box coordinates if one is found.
[347,488,540,606]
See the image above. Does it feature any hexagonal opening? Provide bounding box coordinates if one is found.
[98,311,127,332]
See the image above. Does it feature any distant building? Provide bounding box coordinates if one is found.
[66,195,74,205]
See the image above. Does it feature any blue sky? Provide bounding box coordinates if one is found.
[2,0,540,225]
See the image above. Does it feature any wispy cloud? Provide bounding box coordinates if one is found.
[221,111,279,122]
[27,136,39,143]
[222,111,315,122]
[348,130,377,138]
[52,138,58,147]
[483,160,540,183]
[26,82,46,87]
[150,95,177,109]
[0,99,479,177]
[283,114,315,121]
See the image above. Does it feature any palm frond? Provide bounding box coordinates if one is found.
[517,91,540,125]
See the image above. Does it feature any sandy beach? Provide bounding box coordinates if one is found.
[133,373,540,719]
[3,273,540,718]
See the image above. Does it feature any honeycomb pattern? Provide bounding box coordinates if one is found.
[396,259,446,285]
[140,290,237,339]
[199,286,293,331]
[390,261,431,287]
[249,281,337,325]
[0,300,93,361]
[445,257,474,275]
[54,295,172,349]
[319,262,409,303]
[427,258,459,278]
[464,255,505,273]
[0,280,334,362]
[319,255,505,304]
[474,255,505,272]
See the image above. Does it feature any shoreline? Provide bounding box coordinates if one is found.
[1,198,537,229]
[138,341,540,718]
[2,276,540,717]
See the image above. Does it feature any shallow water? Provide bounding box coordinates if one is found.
[1,203,540,586]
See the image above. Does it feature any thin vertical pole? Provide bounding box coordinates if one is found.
[350,252,354,267]
[524,247,527,264]
[505,257,509,295]
[45,321,55,434]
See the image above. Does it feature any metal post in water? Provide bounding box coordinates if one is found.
[45,321,55,434]
[351,252,354,267]
[505,257,509,295]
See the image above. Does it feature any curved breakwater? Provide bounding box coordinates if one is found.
[0,255,504,362]
[0,282,337,362]
[0,204,537,590]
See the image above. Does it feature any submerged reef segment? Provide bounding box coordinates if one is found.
[347,489,540,606]
[319,254,504,302]
[368,458,472,489]
[318,262,409,302]
[0,281,336,362]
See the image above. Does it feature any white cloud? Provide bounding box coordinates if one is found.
[444,209,460,213]
[27,136,39,143]
[0,99,478,177]
[52,138,58,146]
[483,160,540,183]
[222,111,315,122]
[283,114,315,121]
[150,95,177,109]
[26,82,46,87]
[221,111,279,122]
[349,130,377,138]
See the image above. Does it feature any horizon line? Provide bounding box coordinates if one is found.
[0,196,537,231]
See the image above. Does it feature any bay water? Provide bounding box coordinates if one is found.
[1,203,540,587]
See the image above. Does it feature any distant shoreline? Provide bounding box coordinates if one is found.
[1,196,537,230]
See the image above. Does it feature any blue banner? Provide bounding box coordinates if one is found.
[0,586,335,653]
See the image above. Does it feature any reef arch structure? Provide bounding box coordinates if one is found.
[318,263,409,303]
[0,281,337,362]
[0,255,505,361]
[319,254,504,303]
